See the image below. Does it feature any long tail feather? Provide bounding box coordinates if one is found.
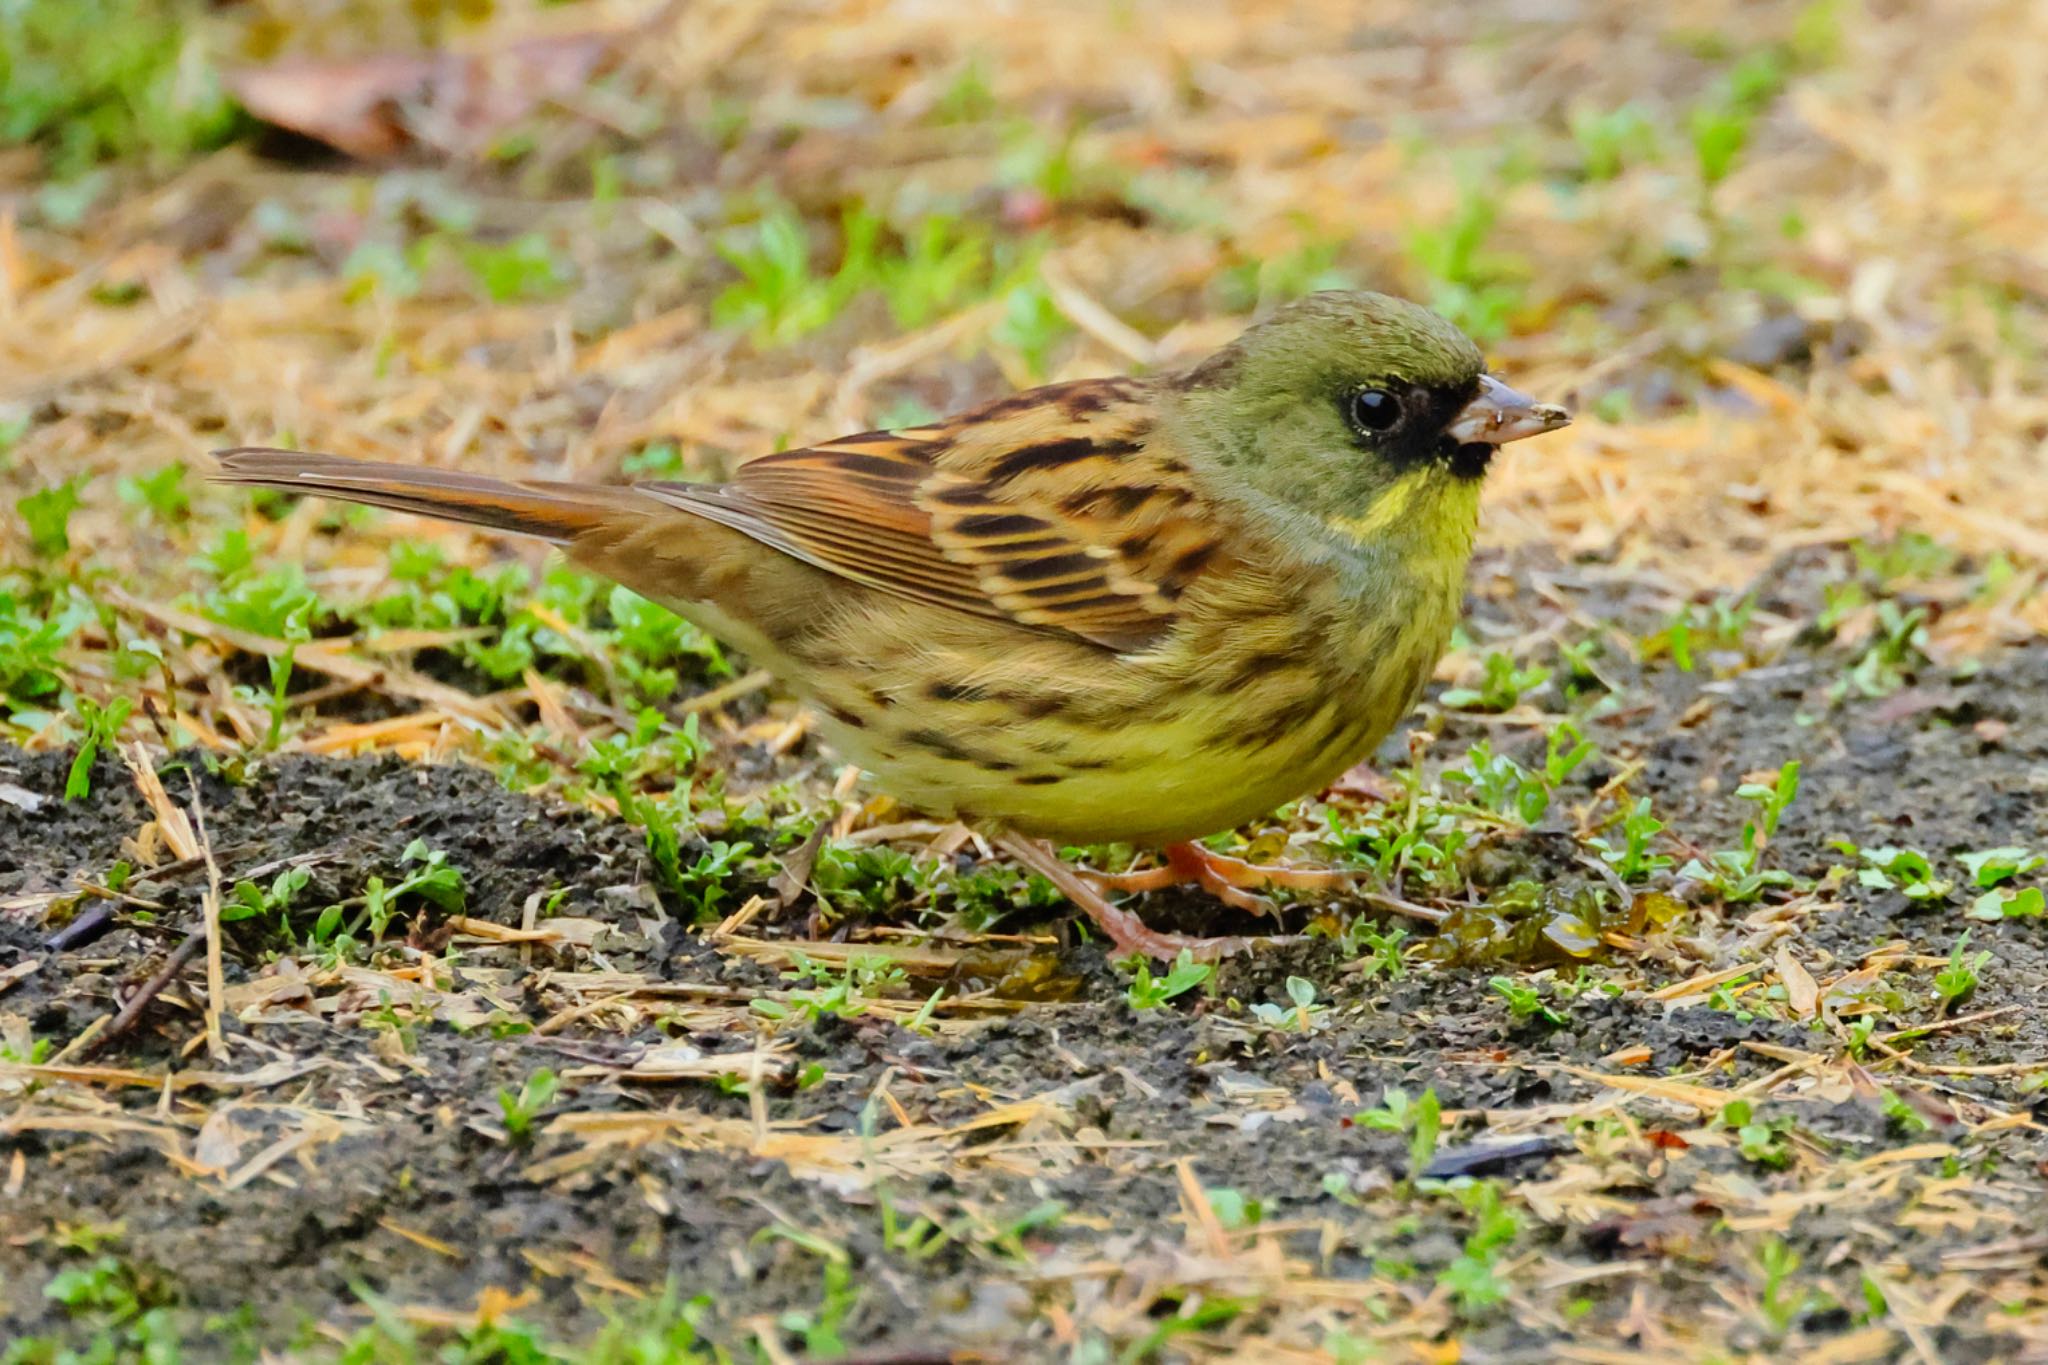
[211,448,649,543]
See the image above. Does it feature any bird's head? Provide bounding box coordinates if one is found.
[1167,290,1569,545]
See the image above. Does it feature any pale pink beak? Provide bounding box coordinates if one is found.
[1448,374,1572,446]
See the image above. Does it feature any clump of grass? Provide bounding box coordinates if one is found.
[1678,760,1803,904]
[1121,949,1212,1010]
[1353,1086,1443,1181]
[713,203,1012,348]
[16,479,83,557]
[1403,156,1533,342]
[2,0,245,180]
[1440,650,1551,713]
[751,952,910,1025]
[1687,49,1792,201]
[498,1067,559,1143]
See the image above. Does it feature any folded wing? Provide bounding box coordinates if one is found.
[646,378,1231,653]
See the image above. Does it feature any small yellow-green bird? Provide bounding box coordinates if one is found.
[215,291,1569,958]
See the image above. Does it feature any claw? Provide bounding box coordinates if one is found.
[1081,841,1360,914]
[993,833,1289,961]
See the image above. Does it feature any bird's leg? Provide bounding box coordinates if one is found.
[1081,841,1360,912]
[991,832,1269,962]
[1172,844,1360,893]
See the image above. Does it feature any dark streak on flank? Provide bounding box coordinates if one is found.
[1244,694,1330,750]
[903,727,984,764]
[865,687,898,709]
[823,704,868,730]
[1016,773,1063,786]
[1222,650,1299,691]
[927,680,982,702]
[1309,706,1362,763]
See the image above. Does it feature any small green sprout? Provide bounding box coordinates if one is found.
[1489,975,1566,1027]
[498,1068,559,1142]
[1968,886,2044,921]
[991,279,1070,380]
[64,696,133,800]
[1204,1187,1263,1231]
[1879,1088,1933,1135]
[1959,847,2042,888]
[1591,796,1674,882]
[1249,975,1329,1032]
[457,232,572,303]
[1678,761,1802,903]
[1851,845,1953,901]
[752,953,907,1024]
[16,479,83,557]
[1353,1085,1443,1180]
[1441,651,1551,712]
[1568,102,1659,181]
[1755,1237,1812,1339]
[116,465,190,524]
[1932,932,1991,1014]
[1403,159,1528,342]
[1436,1180,1520,1317]
[1688,50,1787,193]
[1122,948,1212,1010]
[220,865,311,927]
[1342,921,1409,978]
[1721,1099,1794,1170]
[1832,600,1930,701]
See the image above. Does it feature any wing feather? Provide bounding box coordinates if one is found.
[641,379,1230,652]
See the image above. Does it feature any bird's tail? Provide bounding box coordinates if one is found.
[211,448,653,543]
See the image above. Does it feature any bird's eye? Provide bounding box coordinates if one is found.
[1348,387,1402,434]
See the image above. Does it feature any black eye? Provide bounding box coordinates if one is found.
[1348,387,1402,434]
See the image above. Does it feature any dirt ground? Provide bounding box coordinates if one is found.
[7,551,2048,1360]
[5,0,2048,1361]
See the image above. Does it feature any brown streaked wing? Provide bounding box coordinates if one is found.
[640,381,1223,652]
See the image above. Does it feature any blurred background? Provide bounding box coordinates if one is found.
[6,0,2046,768]
[5,0,2042,575]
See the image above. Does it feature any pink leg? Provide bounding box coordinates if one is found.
[993,833,1281,961]
[1081,841,1360,913]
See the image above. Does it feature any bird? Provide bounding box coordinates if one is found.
[213,290,1570,959]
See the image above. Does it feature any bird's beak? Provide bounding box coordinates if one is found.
[1447,374,1572,446]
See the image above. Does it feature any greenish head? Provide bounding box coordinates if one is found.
[1166,291,1567,535]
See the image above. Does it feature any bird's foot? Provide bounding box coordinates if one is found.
[1080,841,1359,913]
[992,833,1281,962]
